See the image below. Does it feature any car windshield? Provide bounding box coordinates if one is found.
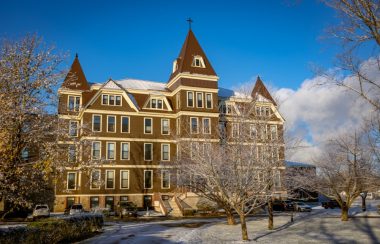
[72,205,83,209]
[36,205,47,210]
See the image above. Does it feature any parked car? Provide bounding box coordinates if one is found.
[69,203,84,215]
[283,200,295,211]
[117,201,138,218]
[321,199,341,209]
[32,204,50,220]
[294,202,312,212]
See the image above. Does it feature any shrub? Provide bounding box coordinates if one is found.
[0,213,103,244]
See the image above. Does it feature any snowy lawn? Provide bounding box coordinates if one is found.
[80,200,380,243]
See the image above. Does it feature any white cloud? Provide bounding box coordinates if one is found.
[274,58,380,163]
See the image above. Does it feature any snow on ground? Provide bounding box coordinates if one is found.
[81,200,380,244]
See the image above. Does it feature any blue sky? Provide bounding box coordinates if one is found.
[0,0,339,90]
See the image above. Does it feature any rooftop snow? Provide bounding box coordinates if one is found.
[114,78,167,91]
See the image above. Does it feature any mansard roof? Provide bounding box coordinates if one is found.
[169,30,217,81]
[61,54,90,90]
[251,76,276,105]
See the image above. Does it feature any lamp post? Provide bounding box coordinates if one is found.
[360,191,368,212]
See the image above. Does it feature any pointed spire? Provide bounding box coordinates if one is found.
[61,54,90,90]
[168,29,217,81]
[251,76,276,105]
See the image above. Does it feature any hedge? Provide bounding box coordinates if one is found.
[0,213,103,244]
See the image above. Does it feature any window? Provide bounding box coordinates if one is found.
[67,172,76,190]
[149,99,163,109]
[90,197,99,209]
[120,196,128,201]
[92,115,101,132]
[272,147,279,161]
[192,56,205,68]
[157,99,163,109]
[91,170,100,189]
[102,94,121,106]
[203,143,211,161]
[196,92,203,108]
[270,125,277,140]
[21,148,29,161]
[120,170,129,189]
[232,123,239,138]
[102,95,109,105]
[66,197,75,209]
[68,145,76,162]
[144,170,153,189]
[203,118,211,134]
[151,99,157,108]
[206,93,212,109]
[274,170,281,188]
[68,96,80,111]
[121,116,129,133]
[69,121,78,137]
[187,91,194,107]
[92,141,101,160]
[121,142,129,160]
[161,119,170,135]
[106,170,115,189]
[107,116,116,132]
[144,118,152,134]
[107,142,115,160]
[250,124,257,138]
[105,196,114,211]
[176,93,180,109]
[190,117,198,134]
[144,143,153,161]
[176,118,180,135]
[161,170,170,189]
[191,142,199,160]
[161,144,170,161]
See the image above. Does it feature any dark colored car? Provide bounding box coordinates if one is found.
[283,200,295,211]
[321,199,341,209]
[272,200,295,211]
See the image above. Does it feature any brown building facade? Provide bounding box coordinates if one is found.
[54,30,285,212]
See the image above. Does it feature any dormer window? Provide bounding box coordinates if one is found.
[149,98,163,109]
[192,55,205,68]
[172,60,178,73]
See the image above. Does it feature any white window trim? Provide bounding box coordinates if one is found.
[270,125,278,140]
[144,143,153,161]
[176,93,180,109]
[191,55,206,68]
[106,142,116,160]
[161,143,170,161]
[120,142,130,160]
[90,169,101,190]
[120,170,130,189]
[191,142,199,160]
[196,92,204,108]
[69,120,79,137]
[67,95,81,111]
[202,118,211,134]
[107,115,116,133]
[161,119,170,135]
[190,117,199,134]
[120,116,130,133]
[205,93,213,109]
[232,123,239,138]
[176,118,180,135]
[161,170,170,189]
[144,170,153,189]
[68,145,76,162]
[102,94,122,106]
[91,141,101,160]
[92,114,102,132]
[187,91,194,107]
[66,172,77,190]
[105,170,115,189]
[144,117,153,134]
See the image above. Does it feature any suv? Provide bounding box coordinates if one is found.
[117,201,138,218]
[283,200,295,211]
[69,203,84,215]
[32,204,50,220]
[321,199,341,209]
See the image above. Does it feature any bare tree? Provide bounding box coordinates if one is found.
[175,88,285,240]
[292,130,379,221]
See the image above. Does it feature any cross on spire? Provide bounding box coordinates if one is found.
[186,18,193,30]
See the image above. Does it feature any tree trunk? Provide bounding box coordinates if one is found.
[268,199,273,230]
[226,209,236,225]
[341,204,349,221]
[239,214,249,241]
[360,193,367,212]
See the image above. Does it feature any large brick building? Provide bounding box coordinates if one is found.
[54,29,285,213]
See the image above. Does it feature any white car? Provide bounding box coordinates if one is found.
[69,203,84,215]
[32,204,50,220]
